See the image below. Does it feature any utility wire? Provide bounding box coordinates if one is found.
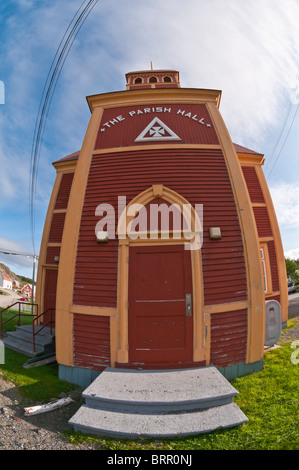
[0,249,38,259]
[266,103,299,180]
[265,66,299,179]
[29,0,99,253]
[29,0,98,252]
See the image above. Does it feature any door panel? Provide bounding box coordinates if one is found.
[128,245,193,365]
[43,269,57,325]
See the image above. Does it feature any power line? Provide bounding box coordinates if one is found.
[0,248,38,259]
[29,0,99,253]
[265,66,299,179]
[29,0,98,252]
[266,103,299,180]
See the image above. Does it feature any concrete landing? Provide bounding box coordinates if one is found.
[82,366,238,412]
[69,366,248,439]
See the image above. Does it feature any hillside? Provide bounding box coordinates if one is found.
[0,263,33,286]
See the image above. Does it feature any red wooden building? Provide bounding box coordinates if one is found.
[21,284,34,298]
[36,68,288,386]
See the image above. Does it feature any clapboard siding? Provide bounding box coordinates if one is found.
[46,246,60,265]
[210,309,247,367]
[48,213,66,243]
[266,294,280,303]
[253,206,272,237]
[242,166,281,302]
[267,241,280,292]
[54,173,74,210]
[73,314,110,370]
[73,148,247,307]
[242,166,265,203]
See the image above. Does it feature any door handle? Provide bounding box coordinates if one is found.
[186,294,192,316]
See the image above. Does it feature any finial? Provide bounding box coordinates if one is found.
[151,61,154,71]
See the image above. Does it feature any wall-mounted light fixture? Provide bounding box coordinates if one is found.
[96,231,109,243]
[209,227,221,240]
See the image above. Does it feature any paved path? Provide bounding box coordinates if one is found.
[288,292,299,319]
[0,290,19,309]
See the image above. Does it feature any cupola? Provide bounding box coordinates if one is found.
[126,68,180,90]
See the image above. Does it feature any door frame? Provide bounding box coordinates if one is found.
[116,184,208,365]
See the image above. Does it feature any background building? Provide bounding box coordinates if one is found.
[0,272,13,290]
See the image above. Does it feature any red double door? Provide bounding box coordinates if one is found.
[128,245,193,366]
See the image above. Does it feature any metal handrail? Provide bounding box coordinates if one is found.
[1,301,55,353]
[0,301,38,339]
[32,308,55,353]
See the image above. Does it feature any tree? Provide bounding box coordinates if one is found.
[285,258,299,282]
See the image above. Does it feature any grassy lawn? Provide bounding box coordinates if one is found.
[0,313,298,450]
[0,307,76,402]
[0,307,34,332]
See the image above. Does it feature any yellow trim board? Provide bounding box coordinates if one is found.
[55,107,104,367]
[207,102,265,364]
[255,166,288,322]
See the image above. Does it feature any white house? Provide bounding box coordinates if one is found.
[0,272,13,290]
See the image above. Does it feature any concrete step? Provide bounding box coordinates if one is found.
[3,325,55,357]
[69,366,248,438]
[69,402,248,439]
[83,366,238,413]
[6,330,53,347]
[16,324,55,339]
[3,337,43,357]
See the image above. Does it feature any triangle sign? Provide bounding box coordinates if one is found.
[134,117,181,142]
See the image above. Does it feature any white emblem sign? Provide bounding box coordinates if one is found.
[134,117,181,142]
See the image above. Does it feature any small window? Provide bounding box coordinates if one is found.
[260,248,267,293]
[149,76,157,83]
[163,76,172,83]
[134,77,142,84]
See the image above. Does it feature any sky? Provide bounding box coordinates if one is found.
[0,0,299,277]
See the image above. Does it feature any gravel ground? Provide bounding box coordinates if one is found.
[0,296,298,450]
[0,377,97,450]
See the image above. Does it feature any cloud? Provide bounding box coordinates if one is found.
[83,0,299,147]
[2,0,299,160]
[0,237,34,275]
[285,248,299,260]
[269,182,299,229]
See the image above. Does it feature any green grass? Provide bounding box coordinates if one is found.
[0,307,77,402]
[0,307,34,333]
[1,315,298,449]
[0,348,77,403]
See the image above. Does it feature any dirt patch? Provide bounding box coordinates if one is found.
[0,374,97,450]
[280,318,299,343]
